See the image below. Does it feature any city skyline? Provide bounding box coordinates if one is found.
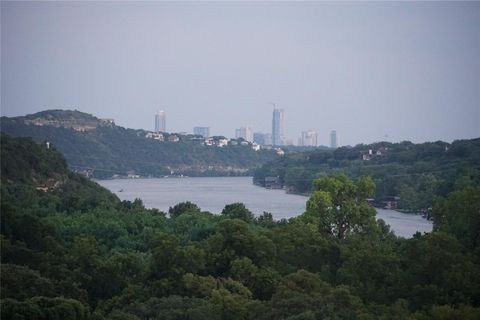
[2,2,479,146]
[154,108,337,146]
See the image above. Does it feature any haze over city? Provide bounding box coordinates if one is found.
[1,1,479,146]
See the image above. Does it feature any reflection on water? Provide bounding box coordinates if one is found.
[97,176,432,238]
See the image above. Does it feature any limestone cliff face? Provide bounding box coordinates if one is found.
[20,109,114,132]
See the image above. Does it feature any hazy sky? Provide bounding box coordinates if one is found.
[2,1,479,146]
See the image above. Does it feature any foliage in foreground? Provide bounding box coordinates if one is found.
[1,134,480,319]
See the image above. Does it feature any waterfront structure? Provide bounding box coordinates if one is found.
[235,126,253,142]
[301,130,318,147]
[330,130,338,148]
[272,108,285,146]
[155,110,166,132]
[193,126,210,138]
[265,176,282,189]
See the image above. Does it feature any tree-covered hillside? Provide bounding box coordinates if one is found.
[1,110,278,178]
[254,139,480,211]
[2,134,480,319]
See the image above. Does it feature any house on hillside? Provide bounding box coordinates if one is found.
[167,134,179,142]
[362,147,387,161]
[217,139,229,147]
[145,132,165,141]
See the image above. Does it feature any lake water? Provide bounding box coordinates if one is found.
[97,176,432,238]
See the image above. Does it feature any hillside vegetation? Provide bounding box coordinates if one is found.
[1,110,277,178]
[1,134,480,319]
[254,138,480,211]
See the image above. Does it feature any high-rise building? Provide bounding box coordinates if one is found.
[235,128,243,140]
[235,126,253,142]
[263,133,272,146]
[253,132,273,146]
[155,110,166,132]
[301,130,318,147]
[272,108,285,146]
[253,132,265,145]
[330,130,338,148]
[193,127,210,138]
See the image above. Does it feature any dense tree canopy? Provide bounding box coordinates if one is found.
[254,138,480,212]
[1,134,480,319]
[432,186,480,250]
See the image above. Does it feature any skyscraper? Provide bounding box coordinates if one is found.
[193,127,210,138]
[272,108,285,146]
[301,130,318,147]
[235,126,253,142]
[253,132,265,145]
[155,110,166,132]
[263,133,272,146]
[330,130,338,148]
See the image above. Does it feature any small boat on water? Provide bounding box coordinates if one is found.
[118,189,124,192]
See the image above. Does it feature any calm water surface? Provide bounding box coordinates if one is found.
[97,176,432,238]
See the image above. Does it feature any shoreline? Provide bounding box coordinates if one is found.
[96,176,431,220]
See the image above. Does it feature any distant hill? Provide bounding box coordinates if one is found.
[254,138,480,211]
[1,110,278,178]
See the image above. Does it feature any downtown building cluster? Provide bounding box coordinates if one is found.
[152,109,338,148]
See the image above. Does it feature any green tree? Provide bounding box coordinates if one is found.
[206,219,275,275]
[304,174,376,239]
[399,232,480,309]
[432,186,480,249]
[255,212,275,228]
[221,203,254,223]
[168,201,201,219]
[230,257,280,300]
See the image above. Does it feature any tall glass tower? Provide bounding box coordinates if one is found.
[272,108,285,146]
[155,110,166,132]
[330,130,338,148]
